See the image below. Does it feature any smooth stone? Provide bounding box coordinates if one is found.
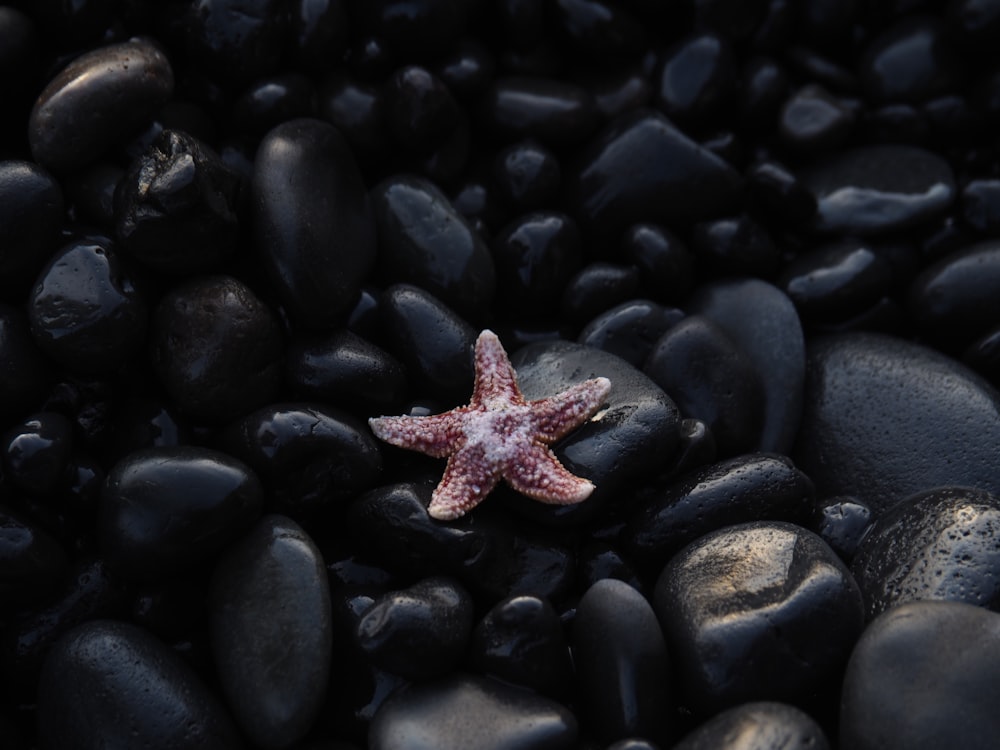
[218,403,382,517]
[352,0,468,58]
[36,620,241,750]
[643,316,765,457]
[0,505,67,605]
[369,674,578,750]
[493,140,561,209]
[550,0,645,56]
[149,275,283,423]
[386,66,460,151]
[176,0,287,83]
[377,284,477,404]
[961,178,1000,234]
[114,129,241,275]
[99,446,263,580]
[908,239,1000,348]
[793,332,1000,516]
[433,38,496,99]
[799,145,955,235]
[210,514,331,749]
[356,576,473,680]
[572,579,672,744]
[811,496,872,562]
[481,76,600,146]
[561,262,642,325]
[654,31,735,128]
[777,238,892,324]
[624,453,815,573]
[745,160,817,229]
[232,74,317,137]
[285,330,408,413]
[288,0,349,72]
[318,72,391,170]
[2,412,73,497]
[0,160,63,287]
[252,118,375,327]
[565,109,743,245]
[840,601,1000,750]
[691,213,779,278]
[739,57,790,132]
[673,702,829,750]
[851,486,1000,620]
[505,338,680,524]
[470,594,573,699]
[371,174,495,321]
[859,15,963,104]
[654,521,864,715]
[621,224,695,305]
[578,299,683,368]
[28,38,174,172]
[27,236,146,374]
[492,211,584,318]
[778,83,854,153]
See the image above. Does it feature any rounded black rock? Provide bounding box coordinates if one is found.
[355,576,473,680]
[690,214,779,278]
[672,701,830,750]
[778,83,855,153]
[231,74,316,137]
[99,446,263,580]
[386,66,461,150]
[653,521,864,716]
[0,305,49,421]
[210,514,331,748]
[578,299,683,368]
[561,262,641,324]
[28,38,174,173]
[480,76,600,146]
[811,496,872,562]
[252,118,376,328]
[114,129,241,275]
[493,140,561,209]
[149,275,283,423]
[654,32,735,129]
[36,619,241,750]
[621,224,695,305]
[0,505,67,606]
[572,579,672,744]
[2,412,74,497]
[28,236,146,374]
[0,160,64,291]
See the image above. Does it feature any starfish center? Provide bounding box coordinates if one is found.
[461,404,535,464]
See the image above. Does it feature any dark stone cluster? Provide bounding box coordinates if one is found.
[3,1,1000,749]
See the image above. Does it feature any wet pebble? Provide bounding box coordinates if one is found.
[99,446,263,580]
[794,333,1000,516]
[507,337,680,524]
[176,0,287,83]
[840,601,1000,750]
[621,224,695,305]
[356,576,473,680]
[565,109,743,244]
[28,236,146,374]
[673,701,829,750]
[0,161,64,292]
[149,275,283,423]
[572,579,672,745]
[653,521,864,715]
[799,145,955,235]
[851,486,1000,620]
[2,411,73,496]
[561,262,641,325]
[28,38,174,173]
[469,594,573,699]
[654,32,735,128]
[218,403,382,518]
[36,619,241,750]
[369,674,578,750]
[624,453,815,573]
[210,514,331,748]
[578,299,683,368]
[481,76,599,146]
[252,118,375,327]
[493,140,561,209]
[371,174,495,320]
[811,496,872,562]
[961,179,1000,235]
[644,316,764,456]
[778,83,855,153]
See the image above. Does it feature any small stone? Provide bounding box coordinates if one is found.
[673,701,830,750]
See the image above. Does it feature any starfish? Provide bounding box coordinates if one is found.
[369,330,612,521]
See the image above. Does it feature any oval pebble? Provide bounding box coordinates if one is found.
[673,701,829,750]
[210,514,331,748]
[99,446,263,580]
[506,337,680,524]
[0,505,67,605]
[840,600,1000,750]
[0,161,64,290]
[372,174,495,321]
[794,332,1000,516]
[572,579,672,744]
[578,299,683,368]
[28,236,146,374]
[29,38,174,173]
[36,619,240,750]
[851,486,1000,620]
[799,145,955,235]
[369,673,578,750]
[356,576,473,680]
[252,118,376,328]
[653,521,864,715]
[2,412,73,497]
[625,454,816,573]
[481,76,599,146]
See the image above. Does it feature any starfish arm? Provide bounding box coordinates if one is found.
[470,330,525,409]
[368,411,467,458]
[530,376,612,443]
[427,445,500,520]
[502,445,596,505]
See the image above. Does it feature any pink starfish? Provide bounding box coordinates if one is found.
[369,330,612,521]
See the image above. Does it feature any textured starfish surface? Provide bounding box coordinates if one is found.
[369,330,612,521]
